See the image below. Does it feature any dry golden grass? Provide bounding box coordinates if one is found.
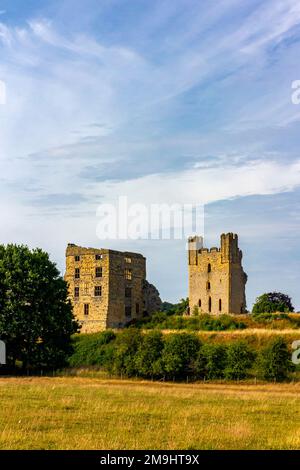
[0,377,299,450]
[161,328,300,336]
[159,328,300,349]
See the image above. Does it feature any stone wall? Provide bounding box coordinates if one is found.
[143,280,162,316]
[188,233,247,315]
[65,244,150,332]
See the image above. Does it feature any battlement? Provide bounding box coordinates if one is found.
[189,233,239,261]
[188,232,247,315]
[220,233,240,263]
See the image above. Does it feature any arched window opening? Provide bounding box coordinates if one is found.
[208,263,211,273]
[198,299,201,307]
[219,299,222,312]
[208,297,212,313]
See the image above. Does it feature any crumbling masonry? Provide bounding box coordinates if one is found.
[188,233,247,315]
[65,244,162,333]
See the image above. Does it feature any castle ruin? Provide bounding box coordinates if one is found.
[188,233,247,315]
[65,244,162,333]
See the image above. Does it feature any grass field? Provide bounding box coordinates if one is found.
[0,377,299,450]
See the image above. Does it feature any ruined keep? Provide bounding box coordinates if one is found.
[188,233,247,315]
[65,244,162,332]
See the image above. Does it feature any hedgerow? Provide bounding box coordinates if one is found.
[68,331,294,382]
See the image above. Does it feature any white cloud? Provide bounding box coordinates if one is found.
[0,1,300,280]
[95,158,300,208]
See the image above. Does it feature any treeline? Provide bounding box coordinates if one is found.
[69,330,295,382]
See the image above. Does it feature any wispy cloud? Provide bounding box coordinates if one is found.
[0,0,300,305]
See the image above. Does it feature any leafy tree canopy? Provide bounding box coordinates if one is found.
[252,292,294,314]
[0,244,79,370]
[258,337,294,382]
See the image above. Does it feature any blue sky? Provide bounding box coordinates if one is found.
[1,0,300,309]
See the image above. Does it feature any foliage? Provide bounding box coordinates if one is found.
[67,330,295,383]
[196,314,246,331]
[131,312,246,331]
[135,331,164,378]
[224,342,256,380]
[197,344,228,380]
[161,333,200,379]
[0,244,79,370]
[258,337,294,382]
[108,329,142,377]
[252,312,287,321]
[160,298,189,315]
[252,292,294,314]
[69,331,116,367]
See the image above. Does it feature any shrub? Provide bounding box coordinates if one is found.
[161,333,201,379]
[193,347,207,379]
[258,337,294,382]
[131,312,246,331]
[69,330,116,367]
[130,311,169,329]
[197,344,228,380]
[109,329,142,377]
[135,331,164,378]
[251,312,289,323]
[224,341,255,380]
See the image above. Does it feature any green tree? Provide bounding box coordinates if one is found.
[201,344,228,380]
[0,244,79,370]
[161,333,200,379]
[110,329,142,377]
[225,341,255,380]
[175,298,189,315]
[252,292,294,314]
[258,337,293,382]
[160,298,189,316]
[194,346,207,379]
[135,331,164,378]
[69,330,116,367]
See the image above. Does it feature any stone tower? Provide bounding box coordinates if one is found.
[65,244,162,333]
[188,233,247,315]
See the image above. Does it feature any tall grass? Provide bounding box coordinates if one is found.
[0,377,299,450]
